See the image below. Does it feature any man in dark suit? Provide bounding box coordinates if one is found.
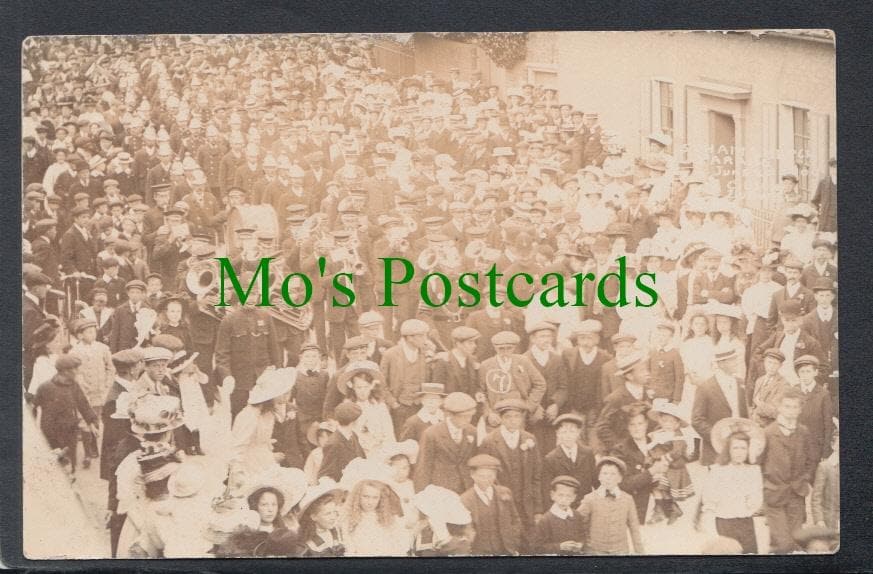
[562,320,611,444]
[145,144,173,205]
[29,219,61,283]
[430,326,480,396]
[811,158,836,233]
[478,398,544,537]
[465,301,526,362]
[768,256,814,331]
[648,321,685,402]
[460,454,522,556]
[108,280,150,352]
[414,392,478,494]
[691,349,748,466]
[317,402,365,481]
[802,278,838,372]
[753,299,823,386]
[595,352,651,454]
[524,322,568,453]
[615,188,657,252]
[676,248,736,320]
[800,239,837,288]
[59,205,98,277]
[542,413,596,506]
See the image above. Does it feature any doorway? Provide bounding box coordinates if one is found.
[708,111,736,196]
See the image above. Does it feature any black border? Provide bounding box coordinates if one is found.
[3,1,873,571]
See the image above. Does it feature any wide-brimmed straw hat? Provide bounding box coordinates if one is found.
[248,367,297,405]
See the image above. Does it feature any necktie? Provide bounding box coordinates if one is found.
[306,370,318,377]
[605,490,616,500]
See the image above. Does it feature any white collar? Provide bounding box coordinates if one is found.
[578,347,598,364]
[400,340,419,362]
[560,442,577,460]
[445,417,462,438]
[451,348,467,367]
[799,379,817,394]
[596,486,621,499]
[474,484,494,504]
[817,306,833,320]
[549,503,574,520]
[624,382,644,400]
[337,425,353,439]
[786,282,800,296]
[500,426,520,448]
[418,407,444,425]
[530,346,550,364]
[783,329,800,342]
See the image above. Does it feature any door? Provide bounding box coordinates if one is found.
[709,111,736,197]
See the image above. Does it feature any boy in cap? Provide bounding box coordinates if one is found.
[94,256,126,307]
[802,278,837,390]
[414,392,478,494]
[317,402,365,482]
[753,300,822,388]
[648,320,684,403]
[430,325,480,397]
[542,413,597,507]
[380,318,431,430]
[400,382,447,442]
[478,398,543,541]
[531,476,587,555]
[750,348,789,427]
[69,317,114,468]
[459,454,522,555]
[794,355,835,464]
[577,457,644,554]
[32,354,99,473]
[767,256,814,331]
[759,387,816,553]
[562,320,611,444]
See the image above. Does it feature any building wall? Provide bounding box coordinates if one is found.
[417,31,835,214]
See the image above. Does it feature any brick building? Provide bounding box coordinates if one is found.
[375,31,835,241]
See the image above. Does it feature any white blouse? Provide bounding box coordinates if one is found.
[701,463,763,519]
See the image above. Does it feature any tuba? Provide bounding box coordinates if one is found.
[417,247,440,271]
[186,259,219,296]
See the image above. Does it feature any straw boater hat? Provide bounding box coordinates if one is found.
[248,367,297,405]
[647,401,689,427]
[128,394,185,435]
[297,477,347,518]
[335,359,381,394]
[710,417,767,463]
[412,485,472,526]
[243,466,308,516]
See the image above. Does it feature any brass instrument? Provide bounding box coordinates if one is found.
[389,237,410,252]
[293,213,322,242]
[186,259,219,296]
[266,303,314,331]
[463,240,500,269]
[417,247,440,271]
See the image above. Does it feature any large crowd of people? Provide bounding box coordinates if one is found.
[21,33,839,557]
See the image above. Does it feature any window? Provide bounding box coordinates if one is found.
[651,80,674,153]
[526,64,557,91]
[792,107,811,199]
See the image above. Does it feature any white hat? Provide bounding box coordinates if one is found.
[167,458,210,498]
[248,367,297,405]
[412,485,471,525]
[297,477,346,517]
[374,439,419,465]
[243,466,308,515]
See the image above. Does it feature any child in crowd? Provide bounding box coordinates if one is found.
[645,402,695,524]
[577,457,644,555]
[531,475,587,555]
[69,318,114,468]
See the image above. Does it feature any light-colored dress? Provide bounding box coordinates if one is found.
[231,405,279,476]
[69,340,114,407]
[342,511,411,556]
[351,399,396,457]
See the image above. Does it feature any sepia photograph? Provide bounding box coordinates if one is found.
[20,30,838,559]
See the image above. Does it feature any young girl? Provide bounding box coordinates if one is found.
[69,318,114,468]
[679,311,715,409]
[298,479,347,557]
[248,487,287,534]
[377,440,420,530]
[645,402,695,524]
[303,421,336,486]
[154,296,193,354]
[340,467,409,556]
[230,368,297,476]
[701,422,765,554]
[711,304,746,381]
[337,362,395,457]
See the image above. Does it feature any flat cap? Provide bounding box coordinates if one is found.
[491,330,520,347]
[573,319,603,337]
[595,455,627,475]
[357,311,384,327]
[494,398,529,414]
[551,475,581,490]
[55,354,82,371]
[553,413,586,428]
[451,326,480,342]
[616,351,647,376]
[794,354,820,369]
[24,271,52,287]
[400,318,430,336]
[112,348,145,367]
[762,348,785,362]
[467,454,502,470]
[342,334,370,350]
[442,392,477,414]
[334,402,363,425]
[810,277,836,292]
[143,346,174,362]
[125,279,147,291]
[526,321,557,335]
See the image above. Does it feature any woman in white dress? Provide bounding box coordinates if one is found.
[679,311,716,410]
[230,367,297,477]
[711,304,747,381]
